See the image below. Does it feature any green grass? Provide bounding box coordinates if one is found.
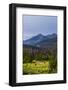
[23,60,56,75]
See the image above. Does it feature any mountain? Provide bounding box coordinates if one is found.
[24,34,45,45]
[23,33,57,48]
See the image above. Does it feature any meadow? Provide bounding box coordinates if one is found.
[23,61,50,74]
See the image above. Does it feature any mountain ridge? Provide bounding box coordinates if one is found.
[24,33,57,48]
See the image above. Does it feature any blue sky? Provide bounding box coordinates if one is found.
[23,15,57,40]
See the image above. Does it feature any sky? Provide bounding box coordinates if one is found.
[23,15,57,40]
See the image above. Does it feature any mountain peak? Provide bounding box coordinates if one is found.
[24,33,45,45]
[36,33,45,38]
[51,33,57,36]
[37,33,43,36]
[46,33,57,39]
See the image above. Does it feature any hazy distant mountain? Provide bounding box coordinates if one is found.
[24,34,45,45]
[23,33,57,48]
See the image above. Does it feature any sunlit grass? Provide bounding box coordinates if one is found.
[23,60,52,75]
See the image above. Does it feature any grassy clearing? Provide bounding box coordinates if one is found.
[23,60,54,75]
